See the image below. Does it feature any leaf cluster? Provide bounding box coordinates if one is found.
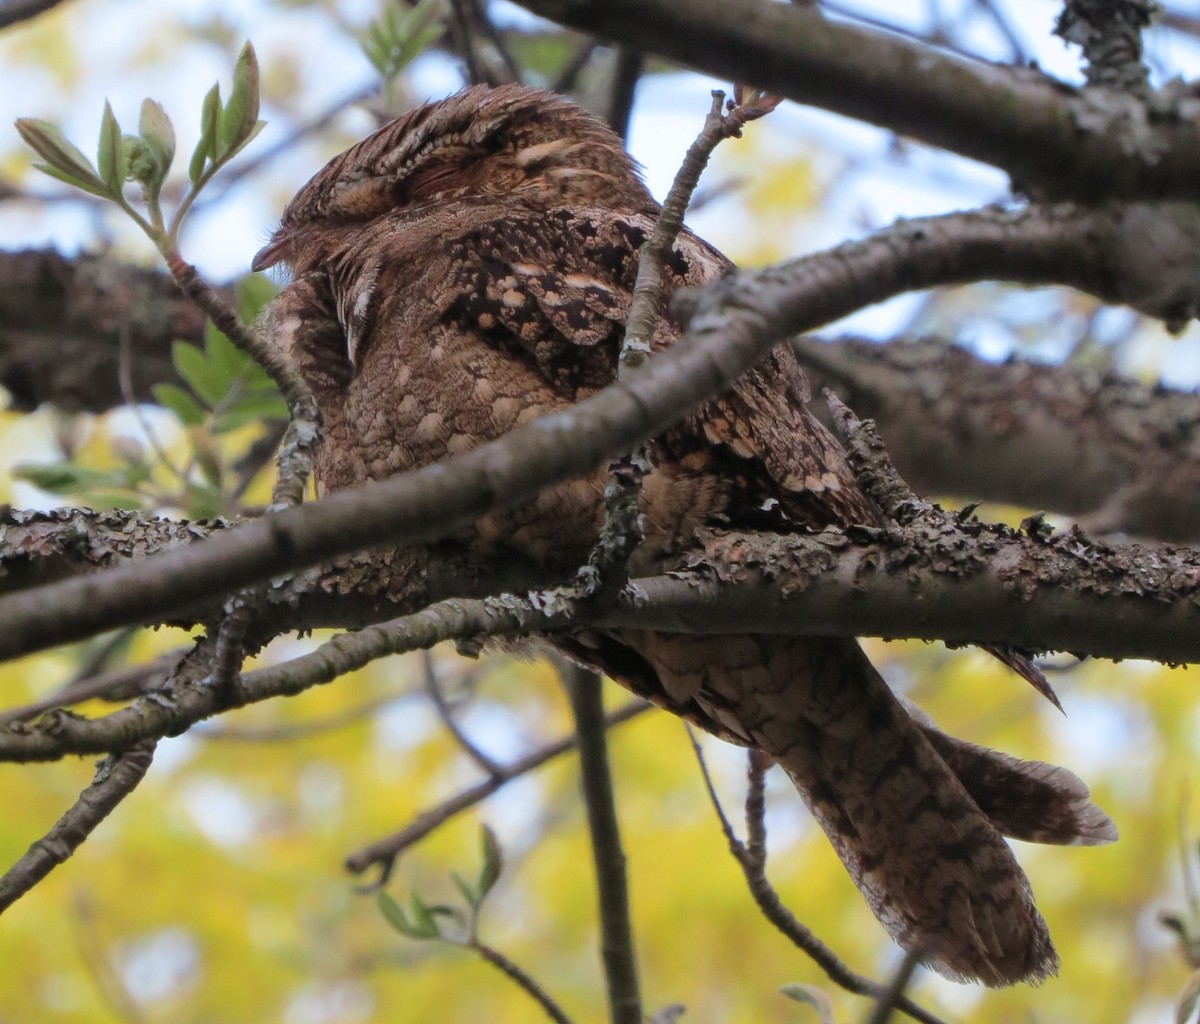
[15,41,266,243]
[362,0,445,82]
[377,824,503,945]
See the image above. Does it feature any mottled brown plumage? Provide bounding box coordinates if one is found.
[257,84,1116,986]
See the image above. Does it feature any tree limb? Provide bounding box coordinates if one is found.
[511,0,1200,202]
[3,201,1198,662]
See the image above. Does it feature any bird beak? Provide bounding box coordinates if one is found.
[251,231,291,273]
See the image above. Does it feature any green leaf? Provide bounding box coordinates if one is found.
[477,825,503,901]
[221,119,266,163]
[138,98,175,171]
[235,272,278,324]
[31,161,118,200]
[188,83,221,186]
[204,320,248,380]
[133,98,175,203]
[172,340,229,407]
[378,892,433,940]
[97,100,124,194]
[779,984,835,1024]
[13,462,128,497]
[218,41,260,157]
[15,118,109,194]
[213,393,289,433]
[182,479,224,519]
[408,893,440,939]
[152,383,206,425]
[362,0,443,79]
[450,870,479,911]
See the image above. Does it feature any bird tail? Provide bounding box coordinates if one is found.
[761,637,1115,985]
[620,631,1116,986]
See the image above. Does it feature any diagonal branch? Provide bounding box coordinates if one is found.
[0,739,155,914]
[344,700,650,878]
[3,201,1197,662]
[511,0,1200,202]
[687,735,946,1024]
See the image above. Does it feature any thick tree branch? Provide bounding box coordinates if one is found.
[512,0,1200,202]
[0,249,204,412]
[3,201,1198,662]
[5,249,1195,541]
[797,335,1200,543]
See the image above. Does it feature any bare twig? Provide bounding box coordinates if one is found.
[687,734,946,1024]
[469,0,523,82]
[623,89,777,369]
[553,40,597,93]
[563,664,641,1024]
[161,249,317,512]
[423,651,502,776]
[0,651,177,727]
[449,0,489,85]
[0,739,156,913]
[0,597,583,763]
[345,699,650,879]
[863,946,927,1024]
[472,940,574,1024]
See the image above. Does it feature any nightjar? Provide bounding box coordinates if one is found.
[255,84,1115,986]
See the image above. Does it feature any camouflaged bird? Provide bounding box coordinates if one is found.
[255,84,1116,986]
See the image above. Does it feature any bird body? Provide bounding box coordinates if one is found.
[257,83,1115,986]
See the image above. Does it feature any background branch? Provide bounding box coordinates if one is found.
[563,664,642,1024]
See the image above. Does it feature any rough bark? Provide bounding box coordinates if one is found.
[796,336,1200,542]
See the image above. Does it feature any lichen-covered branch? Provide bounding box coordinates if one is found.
[4,249,1196,542]
[796,335,1200,543]
[0,739,155,914]
[3,201,1197,662]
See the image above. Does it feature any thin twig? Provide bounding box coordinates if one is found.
[0,652,178,727]
[472,940,574,1024]
[161,249,318,511]
[72,890,152,1024]
[583,89,779,602]
[0,739,156,914]
[345,699,650,880]
[449,0,488,84]
[469,0,523,82]
[563,664,642,1024]
[553,40,597,93]
[687,734,946,1024]
[423,650,502,776]
[863,945,927,1024]
[197,690,416,742]
[159,250,318,692]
